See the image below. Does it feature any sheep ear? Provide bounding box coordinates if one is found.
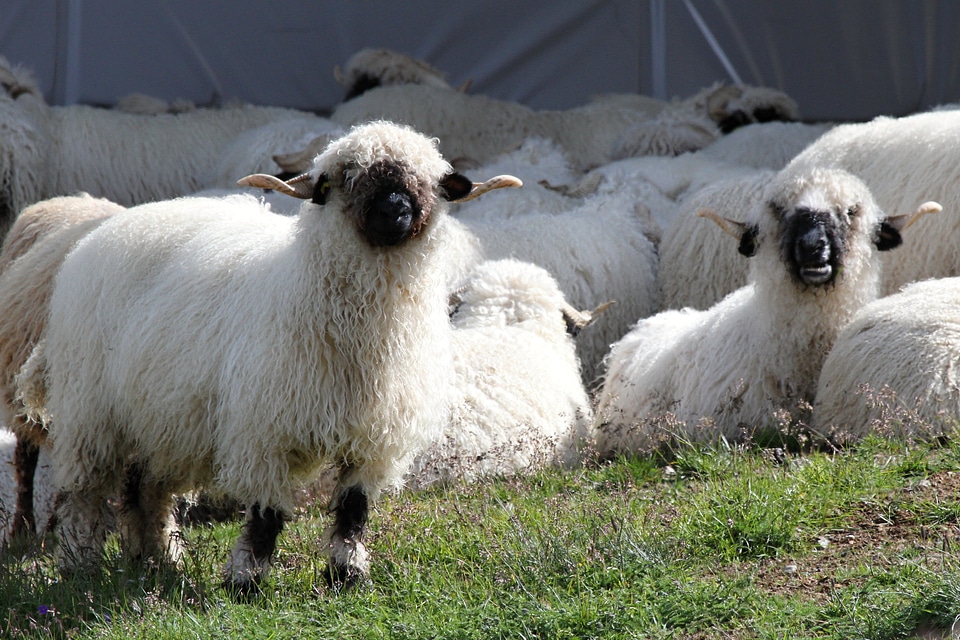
[444,174,523,203]
[697,208,759,257]
[876,200,942,251]
[561,300,614,338]
[440,172,474,201]
[237,172,315,200]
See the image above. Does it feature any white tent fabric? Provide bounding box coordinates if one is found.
[2,0,959,121]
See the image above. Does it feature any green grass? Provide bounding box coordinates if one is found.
[3,435,960,639]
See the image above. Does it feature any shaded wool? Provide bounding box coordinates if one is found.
[405,259,593,490]
[813,276,960,442]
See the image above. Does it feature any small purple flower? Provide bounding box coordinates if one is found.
[104,613,112,622]
[38,605,50,615]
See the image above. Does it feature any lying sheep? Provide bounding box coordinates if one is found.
[813,276,960,443]
[19,121,519,592]
[0,56,320,236]
[594,167,939,454]
[609,82,802,160]
[0,193,124,538]
[405,259,598,490]
[334,48,460,100]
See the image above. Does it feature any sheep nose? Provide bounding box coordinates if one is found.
[366,191,415,246]
[794,223,834,285]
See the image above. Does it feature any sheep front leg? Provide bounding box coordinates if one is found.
[323,484,370,589]
[10,436,40,538]
[223,504,286,596]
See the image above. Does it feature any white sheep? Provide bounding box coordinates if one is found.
[331,83,668,171]
[813,276,960,443]
[334,48,460,100]
[0,56,322,236]
[784,109,960,295]
[594,167,939,454]
[609,82,802,160]
[0,193,123,539]
[0,429,55,546]
[19,121,519,592]
[405,259,597,490]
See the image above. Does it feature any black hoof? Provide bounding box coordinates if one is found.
[324,561,368,591]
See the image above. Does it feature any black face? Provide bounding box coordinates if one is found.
[365,188,416,246]
[343,73,381,101]
[779,207,848,286]
[353,160,429,247]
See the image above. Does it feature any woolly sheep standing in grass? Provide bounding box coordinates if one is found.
[19,121,519,593]
[0,56,320,236]
[405,259,600,490]
[813,276,960,443]
[593,167,939,454]
[0,193,123,539]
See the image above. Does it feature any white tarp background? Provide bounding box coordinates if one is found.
[2,0,959,122]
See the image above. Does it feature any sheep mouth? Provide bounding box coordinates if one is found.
[799,263,833,285]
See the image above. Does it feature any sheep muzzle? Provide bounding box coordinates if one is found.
[782,209,845,286]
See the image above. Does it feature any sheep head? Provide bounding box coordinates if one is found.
[239,121,521,247]
[699,168,941,288]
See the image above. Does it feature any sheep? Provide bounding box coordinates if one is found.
[784,109,960,295]
[609,82,802,160]
[593,166,940,455]
[0,193,124,539]
[405,259,598,490]
[18,121,520,592]
[445,191,661,385]
[812,276,960,443]
[334,48,460,100]
[0,429,55,545]
[0,56,323,237]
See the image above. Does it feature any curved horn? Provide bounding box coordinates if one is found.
[899,200,942,231]
[333,64,346,86]
[237,172,315,199]
[453,174,523,203]
[697,208,749,239]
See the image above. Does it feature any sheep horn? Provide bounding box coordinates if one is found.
[272,134,337,175]
[453,175,523,203]
[457,78,473,93]
[896,200,942,231]
[333,64,346,86]
[561,299,615,335]
[697,208,749,239]
[237,172,315,199]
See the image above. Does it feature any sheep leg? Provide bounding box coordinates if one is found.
[223,504,285,596]
[55,487,111,574]
[323,483,370,589]
[118,461,183,565]
[10,436,39,538]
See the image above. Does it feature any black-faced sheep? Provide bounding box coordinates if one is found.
[813,276,960,443]
[0,193,123,538]
[19,121,519,593]
[593,167,939,454]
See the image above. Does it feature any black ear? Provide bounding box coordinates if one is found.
[738,224,760,257]
[439,172,474,202]
[875,221,903,251]
[311,174,331,205]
